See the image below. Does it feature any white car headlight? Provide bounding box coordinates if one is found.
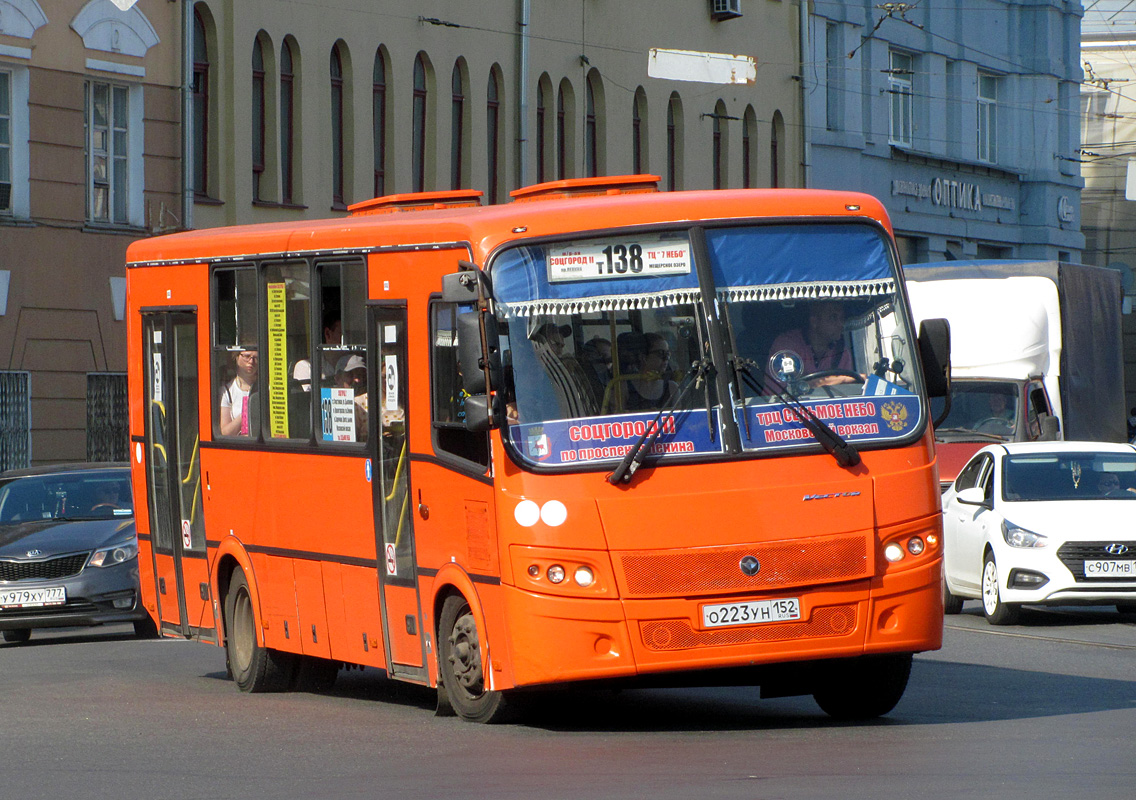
[1001,521,1048,548]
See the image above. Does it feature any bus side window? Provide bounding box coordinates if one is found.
[430,301,489,467]
[212,266,259,439]
[316,260,367,443]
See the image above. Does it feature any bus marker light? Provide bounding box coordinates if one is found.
[515,500,540,527]
[527,565,541,578]
[573,566,595,587]
[547,565,566,584]
[907,537,925,555]
[541,500,568,527]
[884,543,905,562]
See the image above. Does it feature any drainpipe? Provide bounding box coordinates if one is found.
[799,0,811,188]
[181,0,194,230]
[517,0,531,188]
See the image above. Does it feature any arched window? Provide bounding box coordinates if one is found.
[191,7,209,197]
[451,62,466,190]
[666,93,683,191]
[373,50,387,197]
[742,106,756,188]
[536,75,552,184]
[771,110,784,188]
[632,87,647,175]
[280,38,296,204]
[712,99,727,190]
[585,77,597,177]
[412,55,428,192]
[330,45,345,206]
[487,69,501,203]
[556,80,573,180]
[252,37,265,201]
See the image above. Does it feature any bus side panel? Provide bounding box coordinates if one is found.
[873,433,941,528]
[256,552,297,651]
[328,563,387,668]
[151,552,182,626]
[294,560,332,658]
[183,554,214,634]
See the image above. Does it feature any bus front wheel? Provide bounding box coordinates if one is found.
[812,653,912,720]
[224,569,295,692]
[438,595,511,723]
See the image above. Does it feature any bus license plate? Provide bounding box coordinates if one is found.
[1084,560,1136,577]
[702,597,800,628]
[0,585,66,609]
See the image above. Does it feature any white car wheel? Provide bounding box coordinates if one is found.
[981,552,1020,625]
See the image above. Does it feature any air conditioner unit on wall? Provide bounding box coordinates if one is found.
[711,0,742,21]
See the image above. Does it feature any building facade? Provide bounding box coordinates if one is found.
[806,0,1085,264]
[187,0,804,233]
[3,0,808,466]
[0,0,182,468]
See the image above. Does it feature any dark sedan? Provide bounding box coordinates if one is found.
[0,463,156,643]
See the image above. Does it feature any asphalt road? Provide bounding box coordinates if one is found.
[3,603,1134,800]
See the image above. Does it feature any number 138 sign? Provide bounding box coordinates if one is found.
[547,233,692,283]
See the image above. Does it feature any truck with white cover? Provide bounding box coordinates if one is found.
[904,261,1126,487]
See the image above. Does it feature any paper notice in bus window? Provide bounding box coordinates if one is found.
[547,234,692,283]
[151,353,163,403]
[267,282,290,438]
[383,355,399,412]
[321,387,356,441]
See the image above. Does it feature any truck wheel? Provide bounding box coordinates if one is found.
[813,654,913,720]
[981,552,1020,625]
[224,568,296,692]
[438,594,513,723]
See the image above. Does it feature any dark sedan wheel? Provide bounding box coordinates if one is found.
[2,629,31,644]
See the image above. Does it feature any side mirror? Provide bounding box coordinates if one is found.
[442,262,486,304]
[918,318,951,399]
[456,311,500,395]
[1039,414,1060,441]
[955,486,988,507]
[462,395,499,432]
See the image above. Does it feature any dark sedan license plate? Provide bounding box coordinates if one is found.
[702,597,801,628]
[0,586,66,609]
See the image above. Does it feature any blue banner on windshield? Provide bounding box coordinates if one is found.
[738,392,920,450]
[508,409,723,467]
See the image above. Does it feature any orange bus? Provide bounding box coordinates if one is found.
[126,176,950,722]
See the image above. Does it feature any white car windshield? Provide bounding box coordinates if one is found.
[1003,453,1136,501]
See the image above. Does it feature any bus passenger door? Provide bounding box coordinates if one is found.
[142,312,208,638]
[371,305,427,679]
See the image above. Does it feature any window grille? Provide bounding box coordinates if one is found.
[87,373,128,462]
[0,371,31,471]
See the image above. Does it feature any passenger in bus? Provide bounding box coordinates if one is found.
[220,348,258,436]
[336,354,368,441]
[320,312,343,379]
[579,336,613,404]
[625,332,679,412]
[767,301,854,387]
[531,323,598,417]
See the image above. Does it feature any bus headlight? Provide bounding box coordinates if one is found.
[884,543,905,562]
[547,565,566,584]
[573,566,595,588]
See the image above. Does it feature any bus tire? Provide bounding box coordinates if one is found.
[438,594,512,723]
[3,628,31,644]
[292,655,340,693]
[224,568,296,692]
[813,653,912,721]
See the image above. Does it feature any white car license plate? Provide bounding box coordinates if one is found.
[702,597,801,628]
[1084,560,1136,577]
[0,586,66,609]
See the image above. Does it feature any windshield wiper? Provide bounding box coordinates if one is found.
[607,358,714,485]
[734,359,861,468]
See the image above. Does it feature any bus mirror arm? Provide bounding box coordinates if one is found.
[462,394,499,432]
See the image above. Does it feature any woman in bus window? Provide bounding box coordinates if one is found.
[220,348,258,436]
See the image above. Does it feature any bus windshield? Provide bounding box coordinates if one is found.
[491,222,923,469]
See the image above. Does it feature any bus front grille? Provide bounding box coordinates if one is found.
[617,534,870,597]
[640,604,857,651]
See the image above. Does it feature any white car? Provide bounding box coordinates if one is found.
[941,441,1136,624]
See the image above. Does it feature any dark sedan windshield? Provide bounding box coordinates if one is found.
[0,470,133,522]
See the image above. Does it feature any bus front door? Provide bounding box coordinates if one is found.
[142,312,208,639]
[371,304,427,680]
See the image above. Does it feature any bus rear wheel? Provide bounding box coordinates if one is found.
[224,568,295,692]
[812,653,913,721]
[438,595,511,723]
